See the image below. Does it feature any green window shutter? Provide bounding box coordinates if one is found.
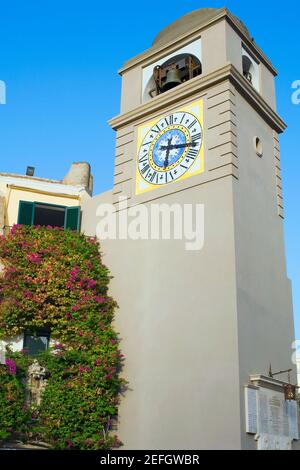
[17,201,34,226]
[64,206,81,231]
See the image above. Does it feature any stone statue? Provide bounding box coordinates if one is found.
[26,360,48,407]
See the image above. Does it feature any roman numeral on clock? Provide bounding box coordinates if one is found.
[151,125,160,133]
[188,119,197,130]
[187,148,198,158]
[169,114,174,125]
[150,171,157,183]
[141,164,150,175]
[139,155,148,163]
[191,133,202,142]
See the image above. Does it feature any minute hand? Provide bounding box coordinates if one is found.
[160,142,197,151]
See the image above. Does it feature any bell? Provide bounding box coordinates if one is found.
[244,71,253,84]
[162,68,182,91]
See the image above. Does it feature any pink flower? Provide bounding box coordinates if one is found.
[87,279,96,289]
[10,224,22,235]
[95,296,105,304]
[71,304,81,312]
[6,266,17,274]
[23,290,33,299]
[70,267,80,276]
[85,438,93,447]
[79,278,96,289]
[65,313,73,320]
[5,358,17,375]
[27,253,42,264]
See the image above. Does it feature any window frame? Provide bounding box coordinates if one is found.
[17,200,81,231]
[23,328,50,356]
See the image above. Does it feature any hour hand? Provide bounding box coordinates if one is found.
[160,142,197,151]
[171,142,197,149]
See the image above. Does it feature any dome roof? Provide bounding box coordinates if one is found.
[152,8,251,47]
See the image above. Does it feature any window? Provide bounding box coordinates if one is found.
[254,137,263,157]
[151,53,202,96]
[34,204,65,227]
[17,201,81,230]
[23,329,50,356]
[242,46,260,92]
[142,38,202,103]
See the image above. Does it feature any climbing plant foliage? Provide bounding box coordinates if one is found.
[0,225,123,449]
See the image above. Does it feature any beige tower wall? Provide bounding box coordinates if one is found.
[83,178,243,450]
[232,93,297,449]
[82,78,243,449]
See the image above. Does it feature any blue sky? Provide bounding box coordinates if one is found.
[0,1,299,339]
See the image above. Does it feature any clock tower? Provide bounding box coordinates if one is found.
[83,8,298,449]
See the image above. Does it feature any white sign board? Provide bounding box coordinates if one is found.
[245,385,299,450]
[245,387,258,434]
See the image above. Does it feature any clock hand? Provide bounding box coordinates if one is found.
[171,142,197,150]
[163,136,173,168]
[160,142,197,151]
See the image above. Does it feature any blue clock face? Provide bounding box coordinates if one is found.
[152,129,186,169]
[138,110,203,185]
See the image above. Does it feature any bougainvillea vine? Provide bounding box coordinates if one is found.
[0,225,124,449]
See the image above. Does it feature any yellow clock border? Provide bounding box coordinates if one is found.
[135,99,204,195]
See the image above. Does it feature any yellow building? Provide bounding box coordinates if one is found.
[0,162,92,233]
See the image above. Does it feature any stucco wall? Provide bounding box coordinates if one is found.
[82,177,242,450]
[233,92,297,449]
[0,195,5,234]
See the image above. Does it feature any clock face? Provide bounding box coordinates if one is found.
[136,100,204,194]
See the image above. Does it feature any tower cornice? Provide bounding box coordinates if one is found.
[109,64,286,134]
